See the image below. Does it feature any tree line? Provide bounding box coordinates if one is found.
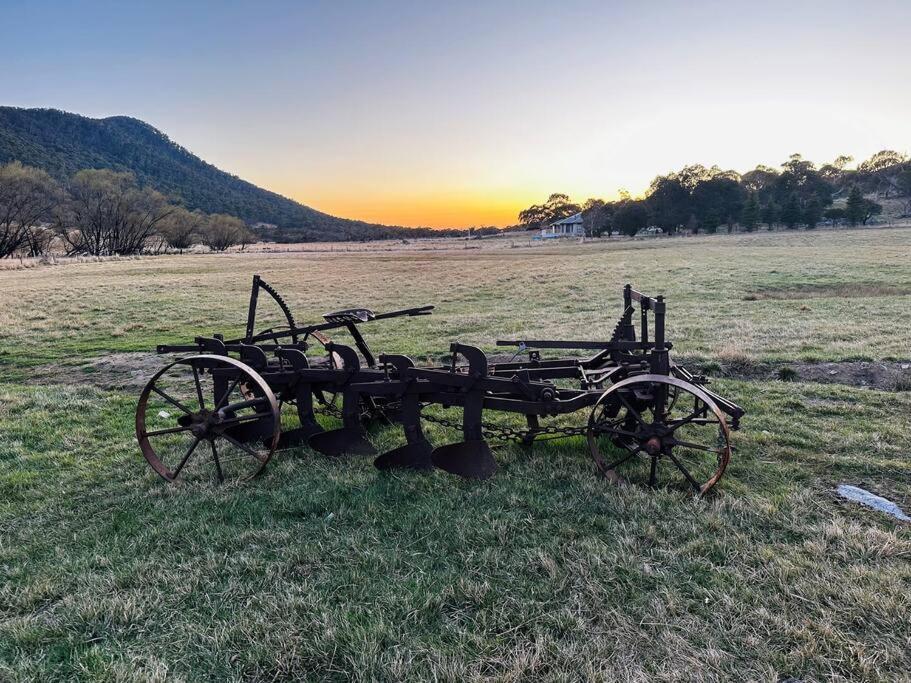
[518,151,909,236]
[0,162,258,258]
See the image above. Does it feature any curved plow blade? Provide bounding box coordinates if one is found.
[374,441,434,472]
[308,428,376,457]
[431,439,497,480]
[276,422,324,449]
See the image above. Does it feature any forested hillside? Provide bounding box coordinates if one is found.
[0,107,454,241]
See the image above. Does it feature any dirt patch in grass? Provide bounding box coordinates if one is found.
[31,350,910,395]
[30,352,165,391]
[744,283,911,300]
[682,356,911,391]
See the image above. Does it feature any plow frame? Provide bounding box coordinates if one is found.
[140,275,745,493]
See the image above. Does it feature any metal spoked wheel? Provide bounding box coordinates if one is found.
[587,374,731,495]
[136,355,280,484]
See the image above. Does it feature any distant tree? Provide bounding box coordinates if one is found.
[0,161,61,258]
[858,150,909,198]
[692,176,745,233]
[201,214,250,251]
[158,207,204,252]
[860,198,883,225]
[824,207,847,226]
[645,175,690,232]
[819,154,854,183]
[741,165,779,195]
[858,150,907,175]
[846,185,865,226]
[517,203,549,230]
[581,198,606,237]
[761,202,778,230]
[780,193,802,229]
[740,193,760,232]
[674,164,714,190]
[238,224,257,251]
[844,187,882,225]
[613,201,649,237]
[518,193,581,230]
[833,155,854,170]
[803,197,823,229]
[57,169,174,255]
[897,167,911,197]
[774,153,834,211]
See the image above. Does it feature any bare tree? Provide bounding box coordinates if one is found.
[201,214,249,252]
[0,161,61,258]
[58,170,174,255]
[158,207,204,253]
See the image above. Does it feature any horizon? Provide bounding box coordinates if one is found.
[2,0,910,228]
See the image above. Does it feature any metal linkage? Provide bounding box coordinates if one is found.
[136,274,745,495]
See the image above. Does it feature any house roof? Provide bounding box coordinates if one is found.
[550,212,583,226]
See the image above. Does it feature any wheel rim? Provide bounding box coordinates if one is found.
[136,355,280,483]
[587,374,731,495]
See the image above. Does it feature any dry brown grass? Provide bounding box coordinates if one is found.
[1,226,910,681]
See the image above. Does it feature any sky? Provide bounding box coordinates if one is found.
[1,0,910,228]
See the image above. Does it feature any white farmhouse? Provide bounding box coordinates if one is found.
[540,212,584,238]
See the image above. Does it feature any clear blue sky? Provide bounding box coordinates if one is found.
[2,0,909,227]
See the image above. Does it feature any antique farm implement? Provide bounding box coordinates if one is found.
[136,275,745,494]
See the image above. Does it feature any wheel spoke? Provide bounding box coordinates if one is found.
[219,431,268,462]
[648,454,658,487]
[214,379,241,412]
[592,425,640,440]
[666,407,704,431]
[603,451,637,472]
[617,391,646,426]
[151,385,194,416]
[665,449,703,492]
[191,364,206,410]
[143,424,195,438]
[210,440,224,483]
[171,436,202,478]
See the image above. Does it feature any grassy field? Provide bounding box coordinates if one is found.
[1,228,910,681]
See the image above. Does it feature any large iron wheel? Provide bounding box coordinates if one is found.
[136,355,280,483]
[587,375,731,495]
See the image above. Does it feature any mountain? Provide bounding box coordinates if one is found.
[0,107,443,241]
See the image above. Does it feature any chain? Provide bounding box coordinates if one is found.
[314,398,343,418]
[421,408,589,444]
[313,399,590,445]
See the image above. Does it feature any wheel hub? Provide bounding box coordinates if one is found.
[643,436,662,455]
[188,409,221,438]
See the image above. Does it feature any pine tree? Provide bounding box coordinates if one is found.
[781,193,802,229]
[741,192,760,232]
[846,185,864,226]
[761,202,778,230]
[803,197,823,229]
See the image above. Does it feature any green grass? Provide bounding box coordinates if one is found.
[1,228,911,680]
